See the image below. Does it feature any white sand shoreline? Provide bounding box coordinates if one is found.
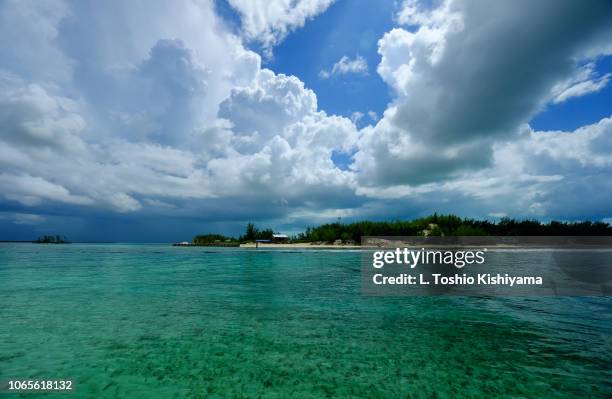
[239,243,362,249]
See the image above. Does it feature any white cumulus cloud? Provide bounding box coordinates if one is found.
[356,0,612,188]
[0,0,359,219]
[319,55,368,79]
[227,0,334,57]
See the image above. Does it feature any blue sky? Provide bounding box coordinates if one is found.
[531,57,612,131]
[1,0,612,242]
[267,0,395,124]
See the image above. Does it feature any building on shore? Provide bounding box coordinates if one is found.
[272,234,288,243]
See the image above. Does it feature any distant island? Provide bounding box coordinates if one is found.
[181,214,612,247]
[34,235,70,244]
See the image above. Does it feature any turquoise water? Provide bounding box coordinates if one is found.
[1,243,611,398]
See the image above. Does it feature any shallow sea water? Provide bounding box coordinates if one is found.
[0,244,611,398]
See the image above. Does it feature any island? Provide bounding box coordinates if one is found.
[175,214,612,247]
[34,235,70,244]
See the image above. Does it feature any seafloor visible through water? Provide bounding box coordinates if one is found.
[1,244,610,398]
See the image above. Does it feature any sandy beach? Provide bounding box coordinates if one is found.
[239,242,362,249]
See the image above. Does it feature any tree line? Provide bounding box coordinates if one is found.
[34,235,70,244]
[192,223,275,244]
[294,214,612,243]
[193,214,612,244]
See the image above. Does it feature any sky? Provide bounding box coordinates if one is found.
[1,0,612,242]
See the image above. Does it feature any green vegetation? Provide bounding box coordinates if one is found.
[294,214,612,244]
[190,223,275,246]
[192,214,612,245]
[193,234,238,245]
[239,222,274,242]
[34,235,70,244]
